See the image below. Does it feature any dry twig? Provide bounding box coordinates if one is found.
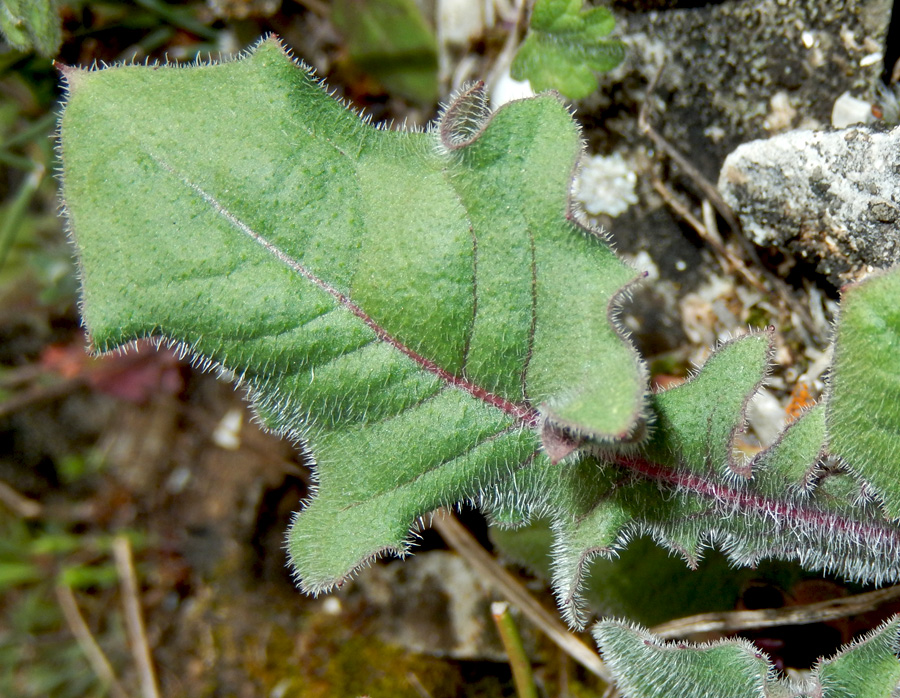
[113,536,161,698]
[0,375,88,420]
[55,584,132,698]
[639,64,819,343]
[650,584,900,640]
[0,479,42,518]
[651,178,748,282]
[431,510,611,683]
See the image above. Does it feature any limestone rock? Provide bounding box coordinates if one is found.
[718,125,900,286]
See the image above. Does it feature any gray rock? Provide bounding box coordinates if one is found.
[718,125,900,286]
[576,0,892,337]
[598,0,891,181]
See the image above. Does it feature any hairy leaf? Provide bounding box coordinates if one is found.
[829,267,900,519]
[594,619,778,698]
[814,617,900,698]
[58,38,646,593]
[510,0,625,100]
[594,617,900,698]
[58,37,900,680]
[484,333,900,628]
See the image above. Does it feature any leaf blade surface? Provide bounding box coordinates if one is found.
[59,38,646,591]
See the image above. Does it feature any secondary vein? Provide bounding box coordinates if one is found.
[161,159,540,426]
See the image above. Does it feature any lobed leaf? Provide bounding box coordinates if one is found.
[58,38,900,683]
[510,0,625,100]
[58,38,646,593]
[484,333,900,628]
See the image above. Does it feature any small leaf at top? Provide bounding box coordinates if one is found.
[58,38,647,593]
[511,0,625,100]
[331,0,439,104]
[0,0,61,57]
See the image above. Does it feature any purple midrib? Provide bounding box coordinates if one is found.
[617,453,900,550]
[170,164,540,426]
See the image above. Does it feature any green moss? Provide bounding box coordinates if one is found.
[249,614,511,698]
[744,305,771,328]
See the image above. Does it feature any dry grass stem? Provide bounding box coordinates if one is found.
[431,510,611,683]
[638,66,741,235]
[55,584,132,698]
[113,535,161,698]
[0,479,42,518]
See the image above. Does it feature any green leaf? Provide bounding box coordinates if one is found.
[58,38,647,593]
[58,41,900,687]
[510,0,625,99]
[0,0,61,57]
[752,402,826,493]
[593,619,778,698]
[331,0,438,104]
[829,267,900,519]
[0,561,42,590]
[595,616,900,698]
[484,333,900,628]
[814,617,900,698]
[58,563,119,590]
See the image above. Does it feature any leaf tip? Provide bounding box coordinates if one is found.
[436,80,491,151]
[55,61,88,93]
[540,420,582,464]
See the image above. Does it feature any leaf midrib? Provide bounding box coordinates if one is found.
[160,156,540,426]
[616,454,900,549]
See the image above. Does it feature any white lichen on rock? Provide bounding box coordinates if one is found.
[573,152,638,217]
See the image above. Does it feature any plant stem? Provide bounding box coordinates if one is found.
[492,601,539,698]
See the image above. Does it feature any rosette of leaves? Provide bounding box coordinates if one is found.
[510,0,625,100]
[57,37,900,696]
